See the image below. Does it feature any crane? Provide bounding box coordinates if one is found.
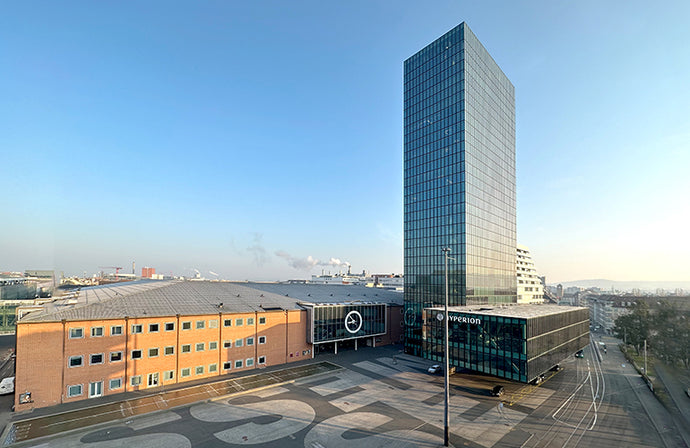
[98,266,124,279]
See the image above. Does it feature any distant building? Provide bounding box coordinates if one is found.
[141,267,156,278]
[517,245,544,304]
[0,278,37,300]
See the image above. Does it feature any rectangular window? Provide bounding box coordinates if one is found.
[196,320,205,329]
[209,363,218,373]
[209,319,218,329]
[209,341,218,350]
[196,343,205,352]
[235,318,243,327]
[223,340,232,349]
[111,325,123,336]
[234,359,243,368]
[90,353,104,365]
[259,317,266,325]
[149,348,159,357]
[131,375,142,386]
[165,322,175,331]
[69,328,84,339]
[131,350,142,359]
[109,378,122,390]
[258,356,266,365]
[246,337,254,346]
[258,336,266,344]
[69,355,83,367]
[235,339,243,348]
[246,358,254,367]
[147,372,159,387]
[131,324,143,334]
[149,323,159,333]
[223,362,232,370]
[247,317,254,326]
[91,327,104,337]
[181,344,191,353]
[164,346,175,355]
[164,370,174,381]
[195,365,204,375]
[110,351,123,362]
[67,384,83,397]
[182,321,191,330]
[223,319,232,327]
[181,368,191,377]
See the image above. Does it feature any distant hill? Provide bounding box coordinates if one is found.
[550,279,690,292]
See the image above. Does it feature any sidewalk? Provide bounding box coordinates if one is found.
[654,363,690,447]
[3,361,340,446]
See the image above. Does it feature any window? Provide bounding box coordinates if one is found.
[223,319,232,327]
[209,319,218,329]
[149,323,159,333]
[223,362,232,370]
[247,317,254,326]
[246,358,254,367]
[91,327,104,337]
[181,344,191,353]
[109,378,122,390]
[181,368,191,377]
[69,355,83,367]
[223,340,232,348]
[149,348,159,357]
[165,322,175,331]
[235,318,243,326]
[67,384,83,397]
[69,328,84,339]
[235,339,243,347]
[90,353,104,365]
[196,320,205,329]
[259,317,266,325]
[182,321,191,330]
[209,363,218,373]
[164,370,174,381]
[235,359,243,368]
[131,375,142,386]
[246,337,254,346]
[209,341,218,350]
[131,350,142,359]
[147,372,159,387]
[258,356,266,365]
[111,325,123,336]
[110,351,123,362]
[89,381,103,398]
[195,366,204,375]
[258,336,266,344]
[164,346,175,355]
[131,324,143,334]
[196,343,205,352]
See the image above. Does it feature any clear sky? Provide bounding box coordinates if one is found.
[1,1,688,282]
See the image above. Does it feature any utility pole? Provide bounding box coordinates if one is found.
[644,339,647,375]
[442,247,451,447]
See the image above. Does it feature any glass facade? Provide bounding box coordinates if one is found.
[423,307,590,383]
[307,304,387,344]
[404,22,517,357]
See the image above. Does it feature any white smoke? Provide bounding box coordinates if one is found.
[275,251,350,271]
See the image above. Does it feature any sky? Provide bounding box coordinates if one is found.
[1,1,689,283]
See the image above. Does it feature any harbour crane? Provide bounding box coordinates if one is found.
[98,266,124,279]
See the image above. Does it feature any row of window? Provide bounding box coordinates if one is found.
[68,316,268,339]
[67,336,267,367]
[66,356,268,398]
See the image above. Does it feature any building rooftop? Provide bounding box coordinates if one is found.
[20,280,402,323]
[427,304,587,319]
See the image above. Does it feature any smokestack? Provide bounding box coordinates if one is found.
[132,261,136,275]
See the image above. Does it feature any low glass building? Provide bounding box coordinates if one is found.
[423,304,589,383]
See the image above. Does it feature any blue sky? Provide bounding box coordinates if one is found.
[1,1,688,282]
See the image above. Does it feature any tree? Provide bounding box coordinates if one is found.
[613,301,651,355]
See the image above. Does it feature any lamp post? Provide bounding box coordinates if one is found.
[442,247,452,447]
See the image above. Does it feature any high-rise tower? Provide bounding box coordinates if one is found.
[403,23,517,356]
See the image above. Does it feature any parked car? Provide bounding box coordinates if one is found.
[575,350,584,358]
[491,385,504,397]
[0,377,14,395]
[428,364,442,374]
[551,364,563,372]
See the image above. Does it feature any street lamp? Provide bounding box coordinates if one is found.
[442,247,452,447]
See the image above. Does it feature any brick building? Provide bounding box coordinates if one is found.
[15,281,402,411]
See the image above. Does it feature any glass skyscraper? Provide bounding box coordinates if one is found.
[404,23,517,356]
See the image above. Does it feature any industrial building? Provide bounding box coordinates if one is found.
[14,280,402,411]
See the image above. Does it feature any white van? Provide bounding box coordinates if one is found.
[0,377,14,395]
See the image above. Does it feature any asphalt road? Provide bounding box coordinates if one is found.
[5,339,689,448]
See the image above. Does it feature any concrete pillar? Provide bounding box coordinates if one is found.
[335,341,338,355]
[355,339,358,351]
[372,336,375,348]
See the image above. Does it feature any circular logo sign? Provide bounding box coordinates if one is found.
[344,310,363,334]
[436,313,444,321]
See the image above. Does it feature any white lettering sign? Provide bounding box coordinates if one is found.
[447,314,481,325]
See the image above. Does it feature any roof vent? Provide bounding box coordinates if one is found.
[218,303,223,309]
[260,294,264,297]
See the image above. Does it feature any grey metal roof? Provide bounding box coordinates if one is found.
[427,304,587,319]
[19,280,402,323]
